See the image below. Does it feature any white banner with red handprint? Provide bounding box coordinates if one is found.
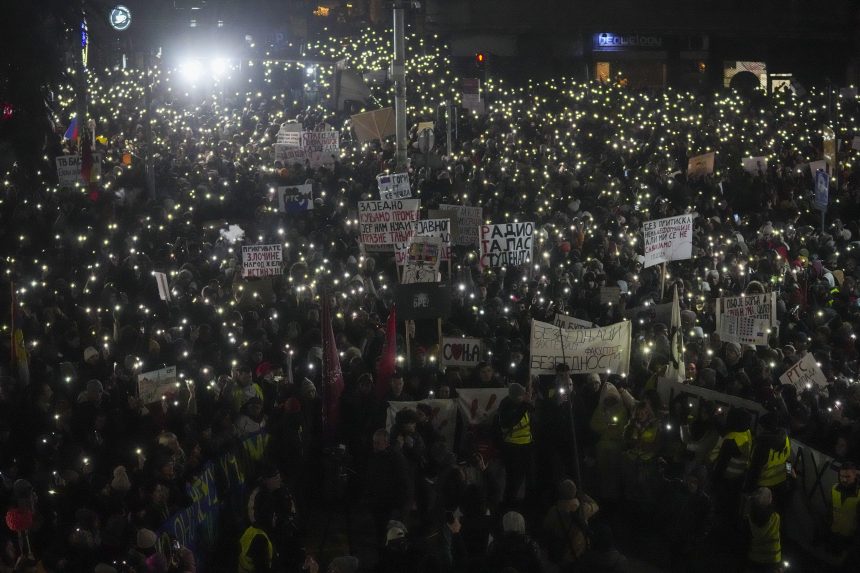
[456,388,502,427]
[386,399,458,450]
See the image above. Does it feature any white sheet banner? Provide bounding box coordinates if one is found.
[642,215,694,268]
[457,388,502,426]
[717,292,777,327]
[241,244,283,278]
[274,145,307,166]
[529,319,632,376]
[377,172,412,200]
[479,222,534,268]
[780,353,828,389]
[441,337,484,367]
[358,199,420,249]
[439,204,482,246]
[386,399,457,451]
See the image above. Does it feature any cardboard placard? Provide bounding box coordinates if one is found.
[780,353,827,390]
[642,214,694,268]
[241,244,283,278]
[377,172,411,200]
[358,199,420,249]
[278,184,313,213]
[138,366,178,404]
[479,222,534,268]
[441,337,484,367]
[438,204,482,246]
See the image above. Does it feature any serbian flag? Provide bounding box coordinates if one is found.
[63,117,79,141]
[376,304,397,399]
[321,292,345,443]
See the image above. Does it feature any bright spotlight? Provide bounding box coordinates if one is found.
[305,65,315,77]
[179,59,203,83]
[210,58,228,78]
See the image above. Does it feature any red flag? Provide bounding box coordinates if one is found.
[321,292,345,443]
[376,304,397,399]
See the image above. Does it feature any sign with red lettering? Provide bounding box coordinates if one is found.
[441,337,484,367]
[358,199,420,250]
[241,244,283,278]
[642,215,693,268]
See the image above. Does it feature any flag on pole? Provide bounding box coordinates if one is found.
[321,292,345,443]
[63,117,79,141]
[376,304,397,399]
[661,285,686,384]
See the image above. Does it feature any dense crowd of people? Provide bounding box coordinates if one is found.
[2,27,860,573]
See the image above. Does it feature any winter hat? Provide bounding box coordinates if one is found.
[385,520,407,544]
[136,528,157,550]
[86,379,104,395]
[111,466,131,493]
[502,511,526,534]
[84,347,100,362]
[508,383,526,400]
[558,479,578,501]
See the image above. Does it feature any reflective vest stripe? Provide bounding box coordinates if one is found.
[831,486,860,537]
[748,512,781,564]
[238,526,273,573]
[721,430,752,479]
[505,411,532,445]
[757,435,791,487]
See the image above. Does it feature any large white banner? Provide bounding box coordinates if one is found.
[479,222,534,268]
[241,244,283,278]
[358,199,420,250]
[440,337,484,367]
[457,388,502,426]
[529,319,632,376]
[780,353,828,390]
[138,366,178,405]
[642,215,694,268]
[386,399,457,450]
[377,172,411,200]
[438,204,482,246]
[273,145,307,166]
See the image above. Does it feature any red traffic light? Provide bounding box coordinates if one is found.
[476,52,485,64]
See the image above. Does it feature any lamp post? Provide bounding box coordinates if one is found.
[391,1,409,170]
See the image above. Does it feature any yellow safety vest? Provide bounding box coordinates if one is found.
[238,526,273,573]
[757,435,791,487]
[747,512,781,564]
[831,485,860,538]
[710,430,752,479]
[635,424,658,461]
[505,411,532,445]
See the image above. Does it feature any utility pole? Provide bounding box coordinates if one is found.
[391,1,408,170]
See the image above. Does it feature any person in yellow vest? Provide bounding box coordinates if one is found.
[827,462,860,554]
[744,487,782,573]
[498,381,534,507]
[746,413,793,513]
[710,408,752,530]
[238,502,276,573]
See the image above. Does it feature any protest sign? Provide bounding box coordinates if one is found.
[241,244,283,278]
[742,156,768,175]
[394,282,451,320]
[277,122,302,146]
[387,399,457,450]
[138,366,178,404]
[623,302,672,326]
[402,265,442,284]
[441,337,484,368]
[853,136,860,151]
[814,169,829,212]
[406,237,442,267]
[642,215,694,268]
[553,313,593,330]
[278,184,313,213]
[822,125,836,169]
[718,315,772,346]
[300,130,339,167]
[808,159,827,177]
[438,204,481,246]
[56,154,102,188]
[687,151,715,178]
[154,272,171,302]
[457,388,502,426]
[410,218,452,261]
[351,107,395,143]
[429,209,460,242]
[780,353,828,389]
[529,319,632,376]
[718,292,777,325]
[358,199,420,250]
[479,222,534,268]
[273,145,307,166]
[377,172,411,200]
